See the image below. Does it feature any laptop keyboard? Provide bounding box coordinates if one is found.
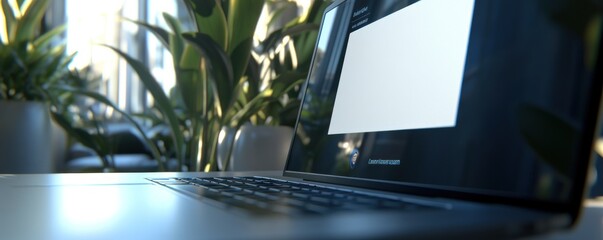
[150,176,442,215]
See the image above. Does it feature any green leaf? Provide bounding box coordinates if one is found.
[104,44,186,168]
[229,71,305,127]
[228,37,253,90]
[184,0,229,50]
[226,0,264,82]
[15,0,25,9]
[227,0,264,54]
[124,17,171,51]
[1,0,17,43]
[162,13,185,64]
[41,47,68,83]
[178,43,201,69]
[256,23,319,54]
[245,56,261,97]
[33,25,66,48]
[50,111,110,167]
[283,23,320,36]
[182,32,234,112]
[50,112,95,150]
[256,28,284,53]
[159,14,187,113]
[163,13,184,37]
[305,0,330,25]
[270,72,306,96]
[294,30,319,69]
[230,91,271,127]
[177,45,206,116]
[14,0,49,42]
[53,86,168,171]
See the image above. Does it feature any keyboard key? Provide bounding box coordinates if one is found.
[220,198,269,214]
[380,200,410,209]
[309,196,333,205]
[267,204,304,215]
[304,204,331,214]
[338,202,371,210]
[278,198,306,207]
[291,192,311,199]
[354,196,380,205]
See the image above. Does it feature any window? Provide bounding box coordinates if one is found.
[63,0,185,115]
[59,0,312,118]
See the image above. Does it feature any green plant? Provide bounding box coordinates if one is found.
[1,0,163,172]
[248,0,330,126]
[47,68,165,172]
[110,0,328,172]
[0,0,74,101]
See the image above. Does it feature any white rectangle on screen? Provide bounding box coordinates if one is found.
[328,0,475,135]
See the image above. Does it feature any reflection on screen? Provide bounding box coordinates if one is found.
[287,0,601,202]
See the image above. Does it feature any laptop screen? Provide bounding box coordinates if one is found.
[285,0,601,203]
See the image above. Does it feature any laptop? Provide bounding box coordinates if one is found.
[0,0,601,239]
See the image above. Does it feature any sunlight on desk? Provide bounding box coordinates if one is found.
[56,186,122,234]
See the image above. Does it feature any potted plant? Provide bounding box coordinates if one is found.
[217,0,330,171]
[1,0,157,173]
[0,0,73,173]
[108,0,329,171]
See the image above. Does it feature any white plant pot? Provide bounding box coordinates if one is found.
[218,125,294,171]
[0,101,55,173]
